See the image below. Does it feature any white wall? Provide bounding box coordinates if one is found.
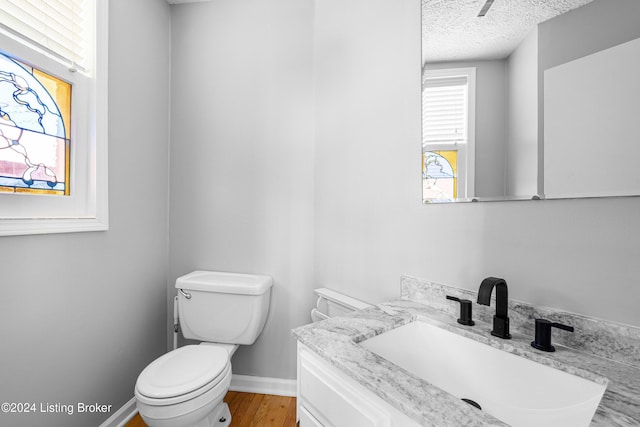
[506,28,539,197]
[545,37,640,198]
[0,1,171,426]
[168,0,315,380]
[538,0,640,199]
[166,0,640,385]
[314,0,640,329]
[314,0,421,309]
[538,0,640,71]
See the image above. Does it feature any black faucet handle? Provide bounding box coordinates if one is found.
[446,295,475,326]
[551,322,575,332]
[531,319,574,352]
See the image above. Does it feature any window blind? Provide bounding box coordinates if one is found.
[422,76,468,147]
[0,0,89,70]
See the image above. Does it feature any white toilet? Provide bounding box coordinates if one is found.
[134,270,273,427]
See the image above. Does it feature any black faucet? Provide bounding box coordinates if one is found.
[477,277,511,339]
[531,319,574,352]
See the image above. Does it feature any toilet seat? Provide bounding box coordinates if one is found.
[135,345,230,406]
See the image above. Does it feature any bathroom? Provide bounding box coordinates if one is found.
[0,0,638,426]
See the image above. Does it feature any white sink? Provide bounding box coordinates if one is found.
[360,321,606,427]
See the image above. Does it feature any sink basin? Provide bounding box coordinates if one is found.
[360,321,606,427]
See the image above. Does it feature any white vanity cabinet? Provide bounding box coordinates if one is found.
[297,343,420,427]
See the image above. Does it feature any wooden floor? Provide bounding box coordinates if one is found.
[126,391,297,427]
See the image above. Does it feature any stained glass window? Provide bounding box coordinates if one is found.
[423,151,457,202]
[0,51,70,196]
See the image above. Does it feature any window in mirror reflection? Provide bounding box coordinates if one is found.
[423,151,456,201]
[422,67,475,202]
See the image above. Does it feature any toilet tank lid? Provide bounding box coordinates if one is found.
[176,270,273,295]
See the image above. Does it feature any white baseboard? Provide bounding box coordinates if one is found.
[98,397,137,427]
[102,376,295,427]
[229,374,297,397]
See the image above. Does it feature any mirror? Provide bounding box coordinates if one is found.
[422,0,640,203]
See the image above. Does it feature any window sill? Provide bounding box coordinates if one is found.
[0,216,108,237]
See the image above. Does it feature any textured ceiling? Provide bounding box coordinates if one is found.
[422,0,596,63]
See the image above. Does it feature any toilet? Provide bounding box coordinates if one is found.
[134,270,273,427]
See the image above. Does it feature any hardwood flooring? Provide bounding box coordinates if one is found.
[126,391,297,427]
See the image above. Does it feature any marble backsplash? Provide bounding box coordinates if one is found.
[400,275,640,368]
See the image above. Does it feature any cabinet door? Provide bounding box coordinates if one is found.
[299,405,324,427]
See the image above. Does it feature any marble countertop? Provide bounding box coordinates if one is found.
[292,298,640,426]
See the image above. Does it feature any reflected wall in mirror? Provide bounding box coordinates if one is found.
[422,0,640,203]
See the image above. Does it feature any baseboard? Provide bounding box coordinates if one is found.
[98,397,137,427]
[230,374,297,397]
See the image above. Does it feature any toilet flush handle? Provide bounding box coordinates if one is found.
[179,289,192,300]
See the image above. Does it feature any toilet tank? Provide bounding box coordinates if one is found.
[176,271,273,345]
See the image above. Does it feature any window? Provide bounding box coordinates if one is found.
[422,150,457,201]
[0,52,71,195]
[422,67,475,203]
[0,0,108,235]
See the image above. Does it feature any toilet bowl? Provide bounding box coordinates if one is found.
[135,345,235,427]
[134,271,273,427]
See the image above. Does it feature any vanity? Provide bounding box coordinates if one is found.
[293,276,640,426]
